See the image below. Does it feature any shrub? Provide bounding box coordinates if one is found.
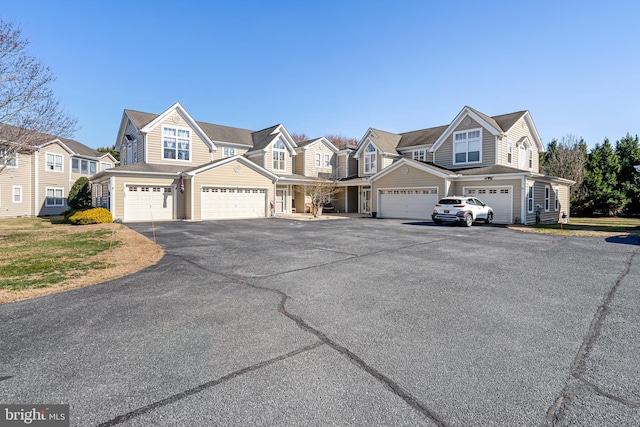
[68,208,113,225]
[68,177,92,210]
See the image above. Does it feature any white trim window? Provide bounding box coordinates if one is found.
[412,149,426,162]
[46,187,64,207]
[163,127,190,161]
[544,185,550,212]
[272,139,286,171]
[13,186,22,203]
[46,153,63,172]
[555,185,560,211]
[518,145,526,169]
[72,159,97,174]
[324,153,330,168]
[507,141,513,164]
[454,129,481,164]
[529,149,533,169]
[315,152,321,167]
[0,146,17,167]
[101,162,112,171]
[222,147,236,158]
[133,141,138,163]
[527,184,534,213]
[364,143,377,174]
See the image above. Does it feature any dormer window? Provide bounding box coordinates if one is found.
[364,143,377,174]
[163,127,190,161]
[454,129,481,164]
[273,139,286,171]
[412,150,426,162]
[223,147,236,158]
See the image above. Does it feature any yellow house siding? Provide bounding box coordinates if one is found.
[504,117,540,172]
[449,178,523,223]
[371,165,445,211]
[0,152,33,218]
[264,144,293,175]
[294,150,304,174]
[433,117,496,170]
[39,144,71,215]
[211,146,249,162]
[112,176,176,221]
[145,114,211,166]
[192,161,274,221]
[302,143,335,178]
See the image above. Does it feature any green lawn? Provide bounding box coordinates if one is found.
[0,217,119,291]
[523,216,640,236]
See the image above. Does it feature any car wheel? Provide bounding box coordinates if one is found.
[485,212,493,224]
[434,219,442,224]
[463,214,473,227]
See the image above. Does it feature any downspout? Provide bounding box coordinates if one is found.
[34,150,39,216]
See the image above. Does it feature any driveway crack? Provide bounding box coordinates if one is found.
[180,256,446,426]
[547,247,640,425]
[96,341,324,426]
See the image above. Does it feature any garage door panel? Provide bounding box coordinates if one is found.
[201,187,266,220]
[124,186,174,222]
[465,187,512,223]
[379,188,438,220]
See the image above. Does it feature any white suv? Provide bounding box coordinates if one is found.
[432,196,494,227]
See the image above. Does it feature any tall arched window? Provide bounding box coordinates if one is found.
[364,143,377,174]
[273,139,286,171]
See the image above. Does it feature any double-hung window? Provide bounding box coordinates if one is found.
[555,186,560,211]
[13,186,22,203]
[413,150,426,162]
[454,129,481,164]
[529,149,533,169]
[101,162,112,171]
[507,141,513,164]
[272,140,286,171]
[324,153,330,168]
[527,185,534,213]
[544,185,550,212]
[46,153,63,172]
[364,144,377,174]
[223,147,236,158]
[1,146,17,167]
[46,188,64,206]
[163,127,190,160]
[315,152,321,167]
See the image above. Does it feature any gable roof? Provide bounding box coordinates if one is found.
[185,155,279,181]
[354,128,402,158]
[0,123,103,158]
[296,137,339,152]
[247,124,297,154]
[368,157,457,182]
[397,125,449,149]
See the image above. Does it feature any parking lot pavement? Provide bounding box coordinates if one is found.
[1,218,638,426]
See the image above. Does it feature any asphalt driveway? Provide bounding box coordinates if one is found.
[1,218,639,426]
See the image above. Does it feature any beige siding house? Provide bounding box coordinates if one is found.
[0,125,116,218]
[92,103,572,225]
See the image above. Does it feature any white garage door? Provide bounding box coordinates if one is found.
[464,187,512,223]
[201,187,266,220]
[378,188,439,219]
[124,186,174,221]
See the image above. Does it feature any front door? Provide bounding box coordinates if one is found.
[362,189,371,213]
[276,190,285,213]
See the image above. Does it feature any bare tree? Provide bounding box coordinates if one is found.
[0,18,77,172]
[540,135,588,201]
[324,134,358,149]
[298,178,342,217]
[289,132,309,143]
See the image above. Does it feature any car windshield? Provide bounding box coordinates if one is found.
[438,199,462,205]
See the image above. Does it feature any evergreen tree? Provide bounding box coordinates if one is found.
[615,134,640,215]
[540,135,588,210]
[68,177,92,210]
[583,139,627,215]
[97,146,120,162]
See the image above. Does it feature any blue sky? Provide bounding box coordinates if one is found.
[2,1,639,150]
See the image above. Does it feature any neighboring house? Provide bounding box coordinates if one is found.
[356,106,574,224]
[91,103,572,224]
[0,125,117,218]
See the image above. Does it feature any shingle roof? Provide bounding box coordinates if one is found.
[0,123,101,158]
[103,163,185,173]
[492,111,527,133]
[397,125,449,149]
[296,138,323,148]
[368,128,402,154]
[125,109,255,147]
[249,125,280,152]
[453,165,526,175]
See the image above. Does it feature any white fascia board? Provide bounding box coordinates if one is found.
[139,102,216,151]
[397,144,431,152]
[115,111,134,150]
[368,158,454,183]
[38,139,74,154]
[429,106,502,153]
[300,137,339,153]
[212,141,252,149]
[188,155,279,181]
[272,124,298,152]
[454,173,530,181]
[353,129,378,158]
[353,137,381,159]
